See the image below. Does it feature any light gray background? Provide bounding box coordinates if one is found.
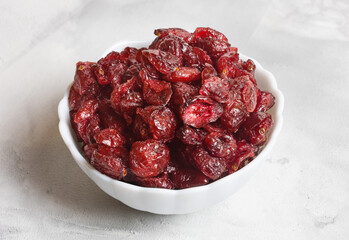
[0,0,348,239]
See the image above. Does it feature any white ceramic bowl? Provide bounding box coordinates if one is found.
[58,41,284,215]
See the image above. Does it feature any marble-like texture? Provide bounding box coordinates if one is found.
[0,0,348,239]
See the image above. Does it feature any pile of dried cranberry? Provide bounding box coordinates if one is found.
[68,27,275,189]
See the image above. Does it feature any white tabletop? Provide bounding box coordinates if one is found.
[1,0,348,239]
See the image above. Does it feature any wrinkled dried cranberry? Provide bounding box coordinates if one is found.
[110,76,139,113]
[94,128,126,148]
[142,49,182,74]
[142,78,172,106]
[176,125,206,145]
[226,140,258,173]
[157,35,189,60]
[220,99,248,132]
[107,62,128,88]
[237,112,273,146]
[92,63,109,85]
[123,63,142,82]
[188,146,226,180]
[170,169,210,189]
[204,132,236,158]
[129,139,170,178]
[194,38,230,60]
[91,148,127,180]
[242,59,256,74]
[255,91,275,112]
[120,91,144,125]
[170,82,199,108]
[164,67,201,83]
[98,51,121,71]
[120,47,139,65]
[199,77,230,103]
[201,63,217,81]
[193,27,229,42]
[183,46,212,70]
[182,95,223,128]
[72,62,99,96]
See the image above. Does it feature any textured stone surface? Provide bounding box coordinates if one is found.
[1,0,348,239]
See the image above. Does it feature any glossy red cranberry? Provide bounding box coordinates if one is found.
[94,128,126,148]
[164,67,201,83]
[142,78,172,106]
[193,27,229,42]
[137,173,175,189]
[204,132,237,158]
[199,77,231,103]
[142,49,182,74]
[176,125,206,145]
[182,96,223,128]
[154,28,193,43]
[255,91,275,112]
[170,169,210,189]
[129,139,170,178]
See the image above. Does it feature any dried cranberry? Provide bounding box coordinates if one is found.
[254,91,275,112]
[237,112,273,146]
[120,47,139,65]
[157,35,189,60]
[120,91,144,125]
[193,27,229,42]
[129,139,170,178]
[201,63,217,81]
[204,132,236,158]
[188,146,226,180]
[107,62,128,88]
[220,99,248,132]
[242,59,256,74]
[183,46,212,70]
[226,140,258,173]
[94,128,126,148]
[164,67,201,83]
[142,78,172,106]
[92,63,109,85]
[72,61,99,96]
[194,38,230,60]
[142,49,182,74]
[199,77,230,103]
[123,63,142,82]
[182,95,223,128]
[110,76,139,113]
[170,82,199,108]
[176,125,206,145]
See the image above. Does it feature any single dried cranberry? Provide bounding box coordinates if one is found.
[149,107,177,141]
[92,63,109,85]
[129,139,170,178]
[157,35,189,60]
[107,62,128,88]
[72,62,99,96]
[183,46,212,70]
[119,91,144,125]
[237,112,273,146]
[164,67,201,83]
[120,47,139,65]
[154,28,193,43]
[98,51,121,71]
[99,100,126,133]
[242,59,256,74]
[137,173,175,189]
[182,95,223,128]
[193,27,229,42]
[170,169,210,189]
[142,49,182,74]
[203,121,227,134]
[68,87,84,111]
[94,128,126,148]
[241,78,258,112]
[132,115,152,140]
[110,76,139,113]
[194,38,230,60]
[220,99,248,132]
[91,148,127,180]
[176,125,206,145]
[204,132,237,158]
[97,145,129,162]
[201,63,217,81]
[123,63,142,82]
[188,146,226,180]
[199,77,230,103]
[254,91,275,112]
[140,55,161,80]
[170,82,199,108]
[74,99,99,123]
[226,140,258,173]
[149,37,161,49]
[142,78,172,106]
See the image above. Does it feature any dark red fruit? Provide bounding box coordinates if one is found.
[170,169,210,189]
[199,77,230,103]
[194,38,230,60]
[204,132,236,158]
[94,128,126,148]
[170,82,199,108]
[110,76,139,113]
[176,125,206,145]
[183,46,213,70]
[120,91,144,125]
[201,63,217,81]
[143,78,172,106]
[226,140,258,173]
[92,63,109,85]
[129,139,170,178]
[164,67,201,83]
[220,99,248,132]
[188,146,226,180]
[182,95,223,128]
[142,49,182,74]
[72,62,99,96]
[242,59,256,74]
[254,91,275,112]
[91,148,127,180]
[107,62,128,88]
[194,27,229,42]
[237,112,273,146]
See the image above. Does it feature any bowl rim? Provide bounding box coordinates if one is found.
[58,40,284,196]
